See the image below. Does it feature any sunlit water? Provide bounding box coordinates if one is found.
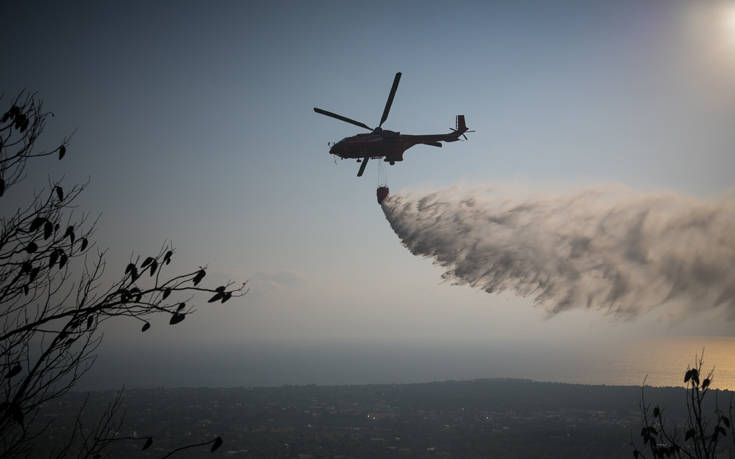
[568,336,735,389]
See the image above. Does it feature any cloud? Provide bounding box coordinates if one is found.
[382,185,735,319]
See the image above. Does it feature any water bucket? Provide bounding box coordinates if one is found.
[377,186,389,204]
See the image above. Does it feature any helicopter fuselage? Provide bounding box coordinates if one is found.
[314,72,471,176]
[329,129,463,164]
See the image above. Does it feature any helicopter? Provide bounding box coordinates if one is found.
[314,72,473,177]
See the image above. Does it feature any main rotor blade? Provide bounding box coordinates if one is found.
[314,108,372,131]
[378,72,402,128]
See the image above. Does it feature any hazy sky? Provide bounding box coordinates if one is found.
[2,0,734,387]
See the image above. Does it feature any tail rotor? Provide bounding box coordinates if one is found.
[450,115,474,140]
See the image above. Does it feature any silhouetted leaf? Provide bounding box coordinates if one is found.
[193,269,206,286]
[141,257,155,269]
[149,260,158,276]
[222,291,232,303]
[21,261,32,273]
[58,145,66,159]
[685,428,696,441]
[65,226,75,244]
[59,253,68,268]
[141,322,150,332]
[722,416,730,428]
[208,292,224,303]
[162,288,171,300]
[653,407,660,418]
[169,312,185,325]
[130,287,142,302]
[210,436,223,452]
[633,449,639,458]
[44,221,53,239]
[691,369,700,385]
[87,315,94,329]
[25,242,38,253]
[55,185,64,201]
[163,250,173,265]
[125,263,138,280]
[0,178,4,197]
[80,238,88,251]
[216,286,225,293]
[16,114,28,132]
[15,115,25,131]
[23,285,29,296]
[177,302,186,311]
[684,369,692,383]
[142,437,152,450]
[6,364,21,379]
[29,217,45,232]
[29,267,40,282]
[49,249,59,268]
[719,426,728,436]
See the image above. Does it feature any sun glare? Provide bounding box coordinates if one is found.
[723,3,735,45]
[684,1,735,82]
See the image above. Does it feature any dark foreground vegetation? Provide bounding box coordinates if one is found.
[36,379,727,459]
[0,90,245,457]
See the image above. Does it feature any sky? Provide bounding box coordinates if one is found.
[1,0,734,388]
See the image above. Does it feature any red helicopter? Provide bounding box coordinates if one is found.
[314,72,472,177]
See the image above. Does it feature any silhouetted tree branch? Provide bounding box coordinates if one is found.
[634,353,733,459]
[0,93,246,458]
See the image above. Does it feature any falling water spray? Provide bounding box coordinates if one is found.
[381,186,735,318]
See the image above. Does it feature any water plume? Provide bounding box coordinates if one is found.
[381,186,735,318]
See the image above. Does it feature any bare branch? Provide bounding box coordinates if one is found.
[0,93,246,458]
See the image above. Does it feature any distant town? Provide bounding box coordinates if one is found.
[37,379,707,458]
